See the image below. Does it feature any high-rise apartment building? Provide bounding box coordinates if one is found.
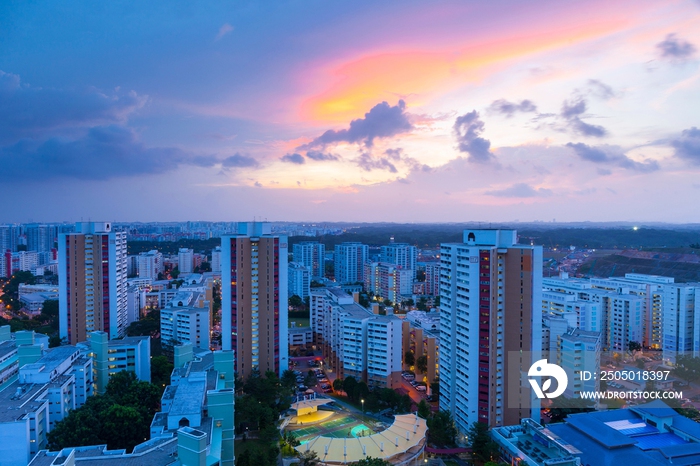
[137,249,163,280]
[25,224,54,253]
[221,222,288,377]
[0,224,20,253]
[334,242,369,284]
[662,283,700,363]
[364,262,413,304]
[380,243,417,271]
[58,222,128,345]
[424,262,440,296]
[211,246,222,273]
[293,241,325,279]
[288,262,311,300]
[439,229,542,431]
[178,248,194,273]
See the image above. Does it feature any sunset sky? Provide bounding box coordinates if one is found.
[1,0,699,223]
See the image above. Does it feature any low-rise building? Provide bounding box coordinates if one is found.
[0,344,92,466]
[493,401,700,466]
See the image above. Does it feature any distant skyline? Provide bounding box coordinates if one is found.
[1,0,699,223]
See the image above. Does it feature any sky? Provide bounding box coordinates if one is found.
[1,0,700,223]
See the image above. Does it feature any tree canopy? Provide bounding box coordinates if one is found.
[48,371,162,452]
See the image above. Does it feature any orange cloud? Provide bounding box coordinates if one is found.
[301,19,630,123]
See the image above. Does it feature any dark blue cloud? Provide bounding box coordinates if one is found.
[305,150,339,161]
[221,153,259,168]
[355,153,398,173]
[561,98,607,137]
[488,99,537,117]
[0,125,223,181]
[566,142,659,172]
[300,100,413,149]
[453,111,494,163]
[671,127,700,164]
[657,34,697,61]
[485,183,552,198]
[0,70,146,144]
[280,153,305,164]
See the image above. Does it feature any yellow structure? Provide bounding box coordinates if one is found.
[295,414,427,465]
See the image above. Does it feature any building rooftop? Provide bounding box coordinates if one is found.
[0,381,48,422]
[108,336,149,347]
[28,437,179,466]
[35,346,80,373]
[340,303,372,320]
[169,377,207,418]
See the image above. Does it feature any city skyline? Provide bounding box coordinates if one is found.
[1,0,700,223]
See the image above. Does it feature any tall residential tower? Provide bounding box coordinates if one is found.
[439,229,542,432]
[58,222,127,345]
[221,222,288,377]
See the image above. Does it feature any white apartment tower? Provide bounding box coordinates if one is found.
[211,246,222,273]
[288,262,311,300]
[380,243,417,271]
[137,249,163,280]
[293,241,325,279]
[439,229,542,432]
[58,222,128,345]
[334,242,369,284]
[178,248,194,273]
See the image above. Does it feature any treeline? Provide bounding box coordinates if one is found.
[126,225,700,253]
[127,238,221,255]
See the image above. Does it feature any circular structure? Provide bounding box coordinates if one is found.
[294,413,427,466]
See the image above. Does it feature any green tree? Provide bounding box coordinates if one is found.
[332,378,344,393]
[305,370,318,387]
[417,399,431,419]
[236,448,252,466]
[675,355,700,383]
[298,450,319,466]
[101,404,144,451]
[39,299,59,330]
[48,371,163,452]
[427,410,457,447]
[549,396,595,422]
[351,457,392,465]
[282,369,298,392]
[628,341,642,352]
[416,354,428,374]
[151,356,174,388]
[468,421,500,465]
[404,350,415,367]
[353,381,370,406]
[343,376,358,402]
[289,295,304,308]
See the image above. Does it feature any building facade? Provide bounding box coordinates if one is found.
[221,222,288,377]
[293,241,325,279]
[439,229,542,432]
[288,262,311,300]
[58,222,128,345]
[334,242,369,284]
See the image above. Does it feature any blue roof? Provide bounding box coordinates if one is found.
[632,400,679,418]
[635,433,687,451]
[565,414,637,448]
[547,423,667,466]
[671,416,700,441]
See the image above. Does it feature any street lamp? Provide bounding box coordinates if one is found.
[361,399,365,414]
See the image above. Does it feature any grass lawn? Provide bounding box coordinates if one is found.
[289,317,310,328]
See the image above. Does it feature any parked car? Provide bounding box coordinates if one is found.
[416,386,427,392]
